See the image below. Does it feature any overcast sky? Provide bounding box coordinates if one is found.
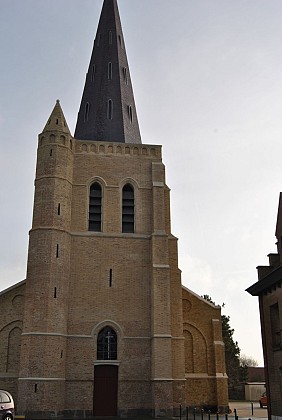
[2,0,282,366]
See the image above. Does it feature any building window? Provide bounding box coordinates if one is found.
[107,99,113,120]
[122,184,134,233]
[96,33,101,46]
[128,105,133,124]
[123,67,128,85]
[108,62,113,80]
[270,303,281,349]
[84,102,90,122]
[97,327,117,360]
[89,182,102,232]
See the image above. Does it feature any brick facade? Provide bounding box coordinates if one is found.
[247,201,282,420]
[0,1,228,416]
[0,108,228,417]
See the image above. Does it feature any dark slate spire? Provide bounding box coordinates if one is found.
[74,0,141,144]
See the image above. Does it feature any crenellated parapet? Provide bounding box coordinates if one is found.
[75,140,161,159]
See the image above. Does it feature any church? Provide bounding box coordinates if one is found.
[0,1,228,418]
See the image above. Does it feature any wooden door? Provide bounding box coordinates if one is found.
[93,365,118,416]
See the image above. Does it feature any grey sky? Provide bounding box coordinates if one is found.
[2,0,282,365]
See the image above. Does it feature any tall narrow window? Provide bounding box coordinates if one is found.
[123,67,128,85]
[84,102,90,122]
[96,33,101,46]
[128,105,133,124]
[107,99,113,120]
[122,184,134,233]
[109,269,113,287]
[270,303,281,349]
[89,182,102,232]
[108,62,113,80]
[97,327,117,360]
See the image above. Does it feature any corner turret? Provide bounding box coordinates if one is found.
[42,99,71,135]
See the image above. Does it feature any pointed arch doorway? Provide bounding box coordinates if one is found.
[93,326,119,416]
[93,365,118,416]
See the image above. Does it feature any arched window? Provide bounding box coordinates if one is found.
[89,182,102,232]
[107,99,113,120]
[84,102,90,122]
[123,67,128,85]
[122,184,134,233]
[128,105,133,124]
[96,33,101,46]
[97,327,117,360]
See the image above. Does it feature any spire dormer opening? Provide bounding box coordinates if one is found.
[96,33,101,47]
[128,106,133,124]
[107,100,113,120]
[84,103,90,122]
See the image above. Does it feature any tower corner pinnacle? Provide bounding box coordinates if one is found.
[41,100,71,136]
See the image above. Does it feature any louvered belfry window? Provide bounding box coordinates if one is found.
[89,182,102,232]
[122,184,134,233]
[97,327,117,360]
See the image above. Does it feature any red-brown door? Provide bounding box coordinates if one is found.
[93,365,118,416]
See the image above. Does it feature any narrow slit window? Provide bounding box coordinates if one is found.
[84,102,90,122]
[108,62,113,80]
[109,31,113,45]
[56,244,59,258]
[128,105,133,124]
[96,33,101,46]
[58,203,61,215]
[122,184,134,233]
[107,99,113,120]
[54,287,57,298]
[34,384,38,393]
[97,327,117,360]
[123,67,128,85]
[89,182,102,232]
[50,149,53,157]
[109,269,113,287]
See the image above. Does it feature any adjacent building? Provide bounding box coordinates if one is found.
[247,193,282,420]
[0,1,228,417]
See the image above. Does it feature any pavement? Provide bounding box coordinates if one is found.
[228,401,268,419]
[14,402,268,420]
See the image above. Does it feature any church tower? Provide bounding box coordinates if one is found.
[1,0,230,417]
[17,0,186,417]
